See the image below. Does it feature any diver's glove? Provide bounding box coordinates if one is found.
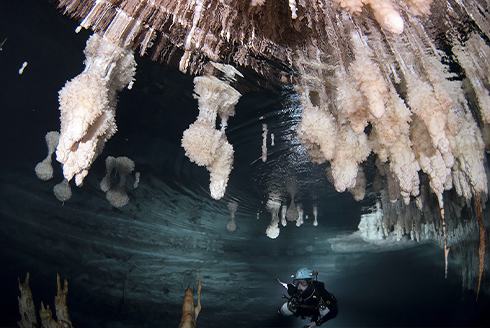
[277,279,297,297]
[277,278,288,289]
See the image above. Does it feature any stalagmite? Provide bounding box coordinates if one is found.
[17,273,38,328]
[17,273,74,328]
[178,271,202,328]
[53,273,72,326]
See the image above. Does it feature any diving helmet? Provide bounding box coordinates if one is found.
[292,267,318,285]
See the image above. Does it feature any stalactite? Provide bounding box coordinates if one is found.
[437,193,450,278]
[35,131,60,181]
[56,33,136,186]
[262,123,268,162]
[476,193,485,301]
[266,197,282,238]
[227,201,238,232]
[181,63,242,199]
[100,156,136,208]
[313,204,319,226]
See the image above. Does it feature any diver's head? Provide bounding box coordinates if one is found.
[292,267,317,291]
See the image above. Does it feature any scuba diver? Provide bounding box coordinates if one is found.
[278,268,338,327]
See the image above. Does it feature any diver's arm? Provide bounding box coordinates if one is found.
[277,279,299,297]
[287,283,299,296]
[315,285,338,326]
[315,303,338,326]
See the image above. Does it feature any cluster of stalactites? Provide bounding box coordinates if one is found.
[293,5,489,208]
[53,0,300,77]
[359,186,482,250]
[357,187,486,288]
[264,192,318,239]
[51,0,436,79]
[35,31,137,204]
[51,0,490,206]
[375,187,473,244]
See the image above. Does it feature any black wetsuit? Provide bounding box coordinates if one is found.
[287,281,338,326]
